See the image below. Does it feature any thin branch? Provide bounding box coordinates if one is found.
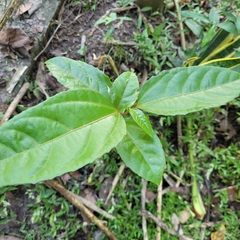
[173,0,186,50]
[70,191,115,220]
[102,40,136,46]
[174,0,186,156]
[0,82,30,126]
[34,0,68,61]
[141,179,148,240]
[141,210,194,240]
[104,163,125,206]
[46,179,118,240]
[156,180,163,240]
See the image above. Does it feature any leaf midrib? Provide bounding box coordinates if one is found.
[139,78,240,105]
[2,111,120,161]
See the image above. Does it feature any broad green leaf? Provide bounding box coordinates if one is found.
[236,16,240,33]
[45,57,112,100]
[201,25,215,47]
[117,120,165,185]
[181,10,210,23]
[209,7,220,25]
[0,89,126,187]
[217,22,238,35]
[137,66,240,115]
[129,108,153,137]
[110,72,139,112]
[153,23,166,40]
[185,19,202,37]
[223,12,236,22]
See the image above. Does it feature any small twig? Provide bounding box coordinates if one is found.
[0,82,30,126]
[173,0,186,50]
[34,0,68,61]
[46,179,118,240]
[102,40,136,46]
[168,171,191,187]
[34,23,62,61]
[141,210,194,240]
[176,169,185,187]
[163,173,176,187]
[104,164,125,206]
[70,192,115,220]
[141,179,148,240]
[177,116,183,155]
[174,0,186,157]
[156,180,163,240]
[212,185,237,193]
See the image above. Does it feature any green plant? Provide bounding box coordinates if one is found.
[134,22,174,73]
[95,12,132,27]
[0,57,240,187]
[117,0,134,7]
[19,184,81,239]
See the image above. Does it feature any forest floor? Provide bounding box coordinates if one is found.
[0,0,240,239]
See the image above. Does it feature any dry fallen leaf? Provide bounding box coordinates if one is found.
[0,26,32,58]
[80,188,96,223]
[145,188,156,203]
[16,2,33,16]
[171,213,183,236]
[215,112,236,140]
[99,177,113,200]
[178,210,191,224]
[69,170,80,180]
[36,60,49,98]
[211,224,226,240]
[60,173,71,185]
[227,186,238,202]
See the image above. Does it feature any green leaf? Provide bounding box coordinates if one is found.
[110,72,139,112]
[137,66,240,115]
[181,10,210,23]
[223,12,236,22]
[117,120,165,185]
[0,89,126,187]
[129,108,153,137]
[45,57,112,100]
[153,23,166,39]
[201,25,215,47]
[236,16,240,33]
[184,19,202,37]
[217,22,238,35]
[209,7,220,25]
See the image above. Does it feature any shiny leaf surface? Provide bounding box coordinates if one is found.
[110,72,139,112]
[137,66,240,115]
[45,57,112,100]
[117,120,165,185]
[0,89,126,187]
